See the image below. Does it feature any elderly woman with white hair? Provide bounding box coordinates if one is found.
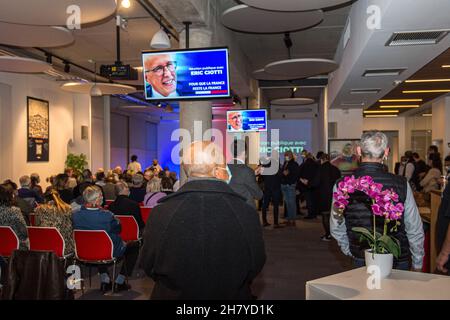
[330,130,425,272]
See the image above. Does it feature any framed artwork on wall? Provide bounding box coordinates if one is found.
[328,139,360,176]
[27,96,49,162]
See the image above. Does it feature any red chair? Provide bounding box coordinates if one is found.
[27,226,70,259]
[104,200,115,209]
[0,226,19,258]
[28,213,36,226]
[73,230,120,293]
[115,216,140,243]
[140,207,152,225]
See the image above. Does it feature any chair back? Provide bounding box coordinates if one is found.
[29,213,36,226]
[73,230,114,262]
[115,215,139,242]
[0,226,19,257]
[140,207,152,225]
[27,226,65,258]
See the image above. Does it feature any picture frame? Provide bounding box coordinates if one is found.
[328,139,360,175]
[27,96,49,162]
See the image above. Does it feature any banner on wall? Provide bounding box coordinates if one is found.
[27,97,49,162]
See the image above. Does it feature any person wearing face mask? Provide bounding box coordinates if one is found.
[330,143,360,176]
[281,150,300,226]
[140,141,266,299]
[108,181,145,230]
[227,139,263,209]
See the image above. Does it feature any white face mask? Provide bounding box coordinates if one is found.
[285,156,290,162]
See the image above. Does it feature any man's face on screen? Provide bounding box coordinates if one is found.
[228,112,242,130]
[145,54,177,97]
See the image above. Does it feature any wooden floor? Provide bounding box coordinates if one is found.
[75,209,352,300]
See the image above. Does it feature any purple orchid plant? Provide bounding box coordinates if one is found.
[333,175,404,258]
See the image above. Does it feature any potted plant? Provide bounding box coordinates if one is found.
[333,175,404,278]
[65,153,88,179]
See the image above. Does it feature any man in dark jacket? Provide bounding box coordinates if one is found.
[108,181,145,230]
[260,155,283,228]
[228,139,263,209]
[140,141,266,300]
[311,153,341,240]
[298,153,320,219]
[281,150,299,227]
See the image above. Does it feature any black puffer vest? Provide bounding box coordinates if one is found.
[341,163,409,262]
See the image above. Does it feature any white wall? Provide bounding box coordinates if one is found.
[432,96,450,157]
[0,73,89,187]
[328,108,363,140]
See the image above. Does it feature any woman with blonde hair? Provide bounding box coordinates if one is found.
[35,190,74,255]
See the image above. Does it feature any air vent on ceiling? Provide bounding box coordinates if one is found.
[341,102,365,107]
[275,108,312,113]
[350,88,381,95]
[386,30,449,47]
[362,68,406,77]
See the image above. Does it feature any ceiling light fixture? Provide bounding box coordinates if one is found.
[151,15,171,49]
[90,60,102,96]
[121,0,131,9]
[365,115,398,118]
[422,113,432,117]
[405,79,450,83]
[379,99,423,102]
[403,89,450,93]
[363,110,399,114]
[379,105,420,108]
[442,65,450,68]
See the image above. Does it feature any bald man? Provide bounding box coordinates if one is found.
[140,141,266,300]
[227,111,243,131]
[144,54,179,98]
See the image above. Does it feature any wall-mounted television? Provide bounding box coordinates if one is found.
[142,47,230,101]
[227,109,267,133]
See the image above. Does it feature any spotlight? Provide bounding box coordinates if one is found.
[90,84,102,97]
[64,62,70,73]
[157,102,162,108]
[121,0,131,9]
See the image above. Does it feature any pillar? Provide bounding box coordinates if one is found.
[103,95,111,171]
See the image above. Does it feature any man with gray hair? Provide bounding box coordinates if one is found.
[140,141,266,299]
[108,181,144,229]
[330,130,424,271]
[72,185,140,293]
[18,175,43,207]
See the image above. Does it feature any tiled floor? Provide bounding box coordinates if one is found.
[75,210,351,300]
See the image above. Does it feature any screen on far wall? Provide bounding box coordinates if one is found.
[226,109,267,133]
[142,47,230,101]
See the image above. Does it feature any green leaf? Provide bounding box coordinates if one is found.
[352,227,382,246]
[377,235,401,258]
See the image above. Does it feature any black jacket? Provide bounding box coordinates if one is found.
[129,187,146,203]
[140,179,266,300]
[228,163,263,209]
[108,195,145,230]
[298,158,320,191]
[312,162,341,212]
[280,160,299,185]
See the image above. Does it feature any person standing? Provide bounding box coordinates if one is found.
[260,155,283,228]
[228,140,263,209]
[330,131,424,271]
[311,154,341,241]
[281,150,299,227]
[127,155,142,175]
[436,183,450,275]
[298,153,320,219]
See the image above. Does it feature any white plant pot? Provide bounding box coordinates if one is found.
[364,249,393,278]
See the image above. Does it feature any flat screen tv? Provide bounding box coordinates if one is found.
[142,47,230,101]
[226,109,267,133]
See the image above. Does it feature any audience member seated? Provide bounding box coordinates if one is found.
[2,180,33,224]
[102,173,116,201]
[95,171,106,188]
[140,141,266,300]
[160,176,174,194]
[53,173,74,205]
[18,175,44,208]
[112,166,123,182]
[108,182,145,230]
[143,178,166,208]
[65,167,78,190]
[129,174,146,203]
[34,190,74,256]
[72,186,139,293]
[30,173,43,198]
[420,153,443,193]
[143,169,154,189]
[73,169,105,206]
[0,184,29,250]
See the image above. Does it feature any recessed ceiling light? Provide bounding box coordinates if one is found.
[422,113,432,117]
[362,68,406,77]
[442,65,450,68]
[379,99,423,102]
[365,115,398,118]
[350,88,381,94]
[405,79,450,83]
[403,89,450,93]
[379,105,420,108]
[363,110,399,114]
[121,0,131,9]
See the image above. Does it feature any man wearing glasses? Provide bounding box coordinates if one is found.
[144,54,179,98]
[228,111,243,131]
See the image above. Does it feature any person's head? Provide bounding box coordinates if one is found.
[228,112,243,131]
[404,151,413,162]
[147,177,161,193]
[400,156,407,165]
[169,172,177,181]
[320,153,330,164]
[54,173,69,190]
[445,155,450,169]
[131,155,138,162]
[316,151,325,161]
[152,159,159,166]
[342,143,354,157]
[284,150,294,162]
[115,181,130,197]
[143,170,154,181]
[82,185,103,208]
[232,139,246,161]
[96,171,105,182]
[301,149,308,159]
[429,145,438,155]
[113,166,123,175]
[65,167,74,177]
[19,175,31,188]
[161,176,173,191]
[412,152,420,161]
[106,172,115,183]
[131,173,144,187]
[182,141,228,181]
[81,169,93,183]
[164,169,170,178]
[30,173,40,185]
[357,131,389,162]
[144,54,177,97]
[0,184,14,207]
[429,153,443,172]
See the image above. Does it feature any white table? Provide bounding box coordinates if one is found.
[306,267,450,300]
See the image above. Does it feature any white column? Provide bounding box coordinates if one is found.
[103,95,111,171]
